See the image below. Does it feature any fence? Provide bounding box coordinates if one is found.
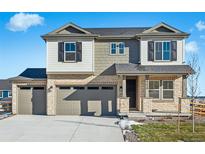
[0,101,12,114]
[192,101,205,116]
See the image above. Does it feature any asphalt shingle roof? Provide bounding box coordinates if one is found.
[9,68,47,81]
[115,63,194,75]
[0,80,12,90]
[84,27,150,36]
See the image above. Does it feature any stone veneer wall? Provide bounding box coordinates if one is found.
[180,98,191,113]
[117,97,129,113]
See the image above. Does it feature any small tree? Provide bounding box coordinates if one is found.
[188,53,200,133]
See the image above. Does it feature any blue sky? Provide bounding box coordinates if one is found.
[0,12,204,95]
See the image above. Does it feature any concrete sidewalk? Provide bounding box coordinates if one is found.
[0,115,124,142]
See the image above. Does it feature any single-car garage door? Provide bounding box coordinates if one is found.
[56,86,116,116]
[18,86,46,115]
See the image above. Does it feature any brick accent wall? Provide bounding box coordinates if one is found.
[117,97,129,113]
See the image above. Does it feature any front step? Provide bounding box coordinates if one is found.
[128,112,146,118]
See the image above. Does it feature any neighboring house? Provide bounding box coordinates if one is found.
[11,22,193,116]
[0,80,12,113]
[0,80,12,100]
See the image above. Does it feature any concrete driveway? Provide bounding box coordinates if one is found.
[0,115,124,142]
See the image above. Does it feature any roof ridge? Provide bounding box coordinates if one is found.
[85,27,151,29]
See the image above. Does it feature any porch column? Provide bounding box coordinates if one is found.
[122,75,126,97]
[145,75,149,98]
[182,75,187,98]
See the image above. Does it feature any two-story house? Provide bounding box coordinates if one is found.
[11,22,193,116]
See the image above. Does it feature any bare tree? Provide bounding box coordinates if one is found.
[188,53,200,133]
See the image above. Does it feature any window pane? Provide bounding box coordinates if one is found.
[149,90,159,98]
[163,90,173,99]
[149,81,159,89]
[70,43,76,51]
[9,91,12,97]
[65,43,76,52]
[119,43,125,54]
[65,53,76,61]
[73,87,85,90]
[163,42,171,60]
[163,81,173,89]
[111,43,116,54]
[0,91,2,97]
[155,42,162,60]
[88,87,99,90]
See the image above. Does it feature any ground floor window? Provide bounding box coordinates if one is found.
[0,91,3,98]
[162,81,174,99]
[148,80,160,99]
[8,90,12,97]
[148,80,174,99]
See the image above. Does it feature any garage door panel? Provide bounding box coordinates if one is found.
[18,87,32,114]
[56,89,81,115]
[88,101,101,116]
[32,88,46,115]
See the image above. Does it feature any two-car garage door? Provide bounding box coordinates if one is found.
[56,85,117,116]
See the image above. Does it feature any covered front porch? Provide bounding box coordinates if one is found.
[115,64,193,116]
[117,74,190,115]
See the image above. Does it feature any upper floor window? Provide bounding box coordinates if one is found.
[119,42,125,54]
[110,42,125,55]
[0,91,3,98]
[155,41,171,61]
[110,43,117,54]
[64,42,76,62]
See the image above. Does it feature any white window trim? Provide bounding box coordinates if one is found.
[64,42,77,62]
[8,90,12,97]
[110,42,125,55]
[148,80,160,99]
[162,80,174,100]
[154,41,171,61]
[0,90,3,98]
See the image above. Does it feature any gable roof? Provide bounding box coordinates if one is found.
[47,22,92,35]
[142,22,185,34]
[9,68,47,81]
[42,22,189,39]
[0,80,12,90]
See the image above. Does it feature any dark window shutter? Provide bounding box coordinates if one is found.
[148,41,154,61]
[58,42,64,62]
[171,41,177,61]
[76,42,82,62]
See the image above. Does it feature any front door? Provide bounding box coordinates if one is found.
[126,79,136,109]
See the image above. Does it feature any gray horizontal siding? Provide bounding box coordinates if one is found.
[94,40,139,75]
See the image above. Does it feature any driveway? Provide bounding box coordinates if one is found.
[0,115,124,142]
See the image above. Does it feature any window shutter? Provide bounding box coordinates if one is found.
[148,41,154,61]
[171,41,177,61]
[76,42,82,62]
[58,42,64,62]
